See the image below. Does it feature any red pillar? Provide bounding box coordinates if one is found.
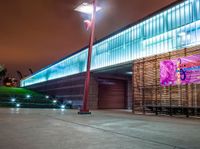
[78,0,96,114]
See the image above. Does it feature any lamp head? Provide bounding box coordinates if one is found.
[74,2,101,15]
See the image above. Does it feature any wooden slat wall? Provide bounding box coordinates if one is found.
[132,46,200,114]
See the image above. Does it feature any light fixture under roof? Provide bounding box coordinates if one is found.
[126,72,133,75]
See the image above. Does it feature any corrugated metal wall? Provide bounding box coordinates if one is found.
[98,79,126,109]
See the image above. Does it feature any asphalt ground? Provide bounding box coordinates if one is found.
[0,108,199,149]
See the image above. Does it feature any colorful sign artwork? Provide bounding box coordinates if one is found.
[160,54,200,86]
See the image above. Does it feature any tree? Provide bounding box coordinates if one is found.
[0,65,7,82]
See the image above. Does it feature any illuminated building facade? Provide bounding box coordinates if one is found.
[21,0,200,116]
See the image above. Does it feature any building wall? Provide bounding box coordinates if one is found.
[26,72,132,110]
[132,46,200,113]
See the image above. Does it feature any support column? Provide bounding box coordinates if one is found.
[89,74,99,109]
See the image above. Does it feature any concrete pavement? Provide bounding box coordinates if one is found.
[0,108,199,149]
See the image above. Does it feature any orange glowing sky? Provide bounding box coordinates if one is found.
[0,0,178,79]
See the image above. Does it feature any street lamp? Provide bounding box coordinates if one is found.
[75,0,101,114]
[74,2,101,15]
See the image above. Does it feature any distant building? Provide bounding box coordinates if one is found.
[21,0,200,116]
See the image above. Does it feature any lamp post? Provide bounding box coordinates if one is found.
[75,0,101,114]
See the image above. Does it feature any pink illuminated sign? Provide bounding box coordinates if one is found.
[160,54,200,86]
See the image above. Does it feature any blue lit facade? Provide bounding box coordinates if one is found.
[21,0,200,87]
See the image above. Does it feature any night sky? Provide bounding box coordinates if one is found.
[0,0,178,78]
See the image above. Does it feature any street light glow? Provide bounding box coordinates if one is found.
[16,103,20,108]
[26,94,31,99]
[11,98,16,102]
[74,2,101,14]
[60,105,65,109]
